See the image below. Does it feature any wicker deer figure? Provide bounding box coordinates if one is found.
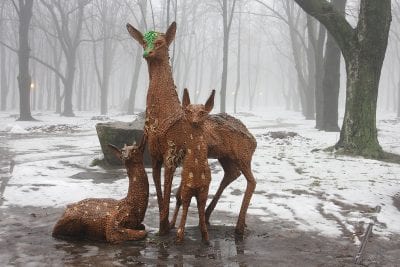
[127,22,257,236]
[52,138,149,243]
[171,89,215,244]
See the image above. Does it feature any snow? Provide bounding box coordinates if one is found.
[5,124,29,134]
[0,109,399,241]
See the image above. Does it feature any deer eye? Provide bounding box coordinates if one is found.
[155,41,162,47]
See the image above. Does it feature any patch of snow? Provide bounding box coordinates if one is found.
[7,125,29,134]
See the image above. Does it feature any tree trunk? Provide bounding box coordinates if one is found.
[397,77,400,118]
[310,19,326,129]
[77,53,83,111]
[0,37,7,111]
[336,55,383,157]
[220,1,229,113]
[220,0,236,112]
[127,48,143,115]
[46,68,52,110]
[234,6,241,114]
[286,5,314,119]
[127,0,146,115]
[322,29,341,132]
[100,38,111,115]
[17,0,34,121]
[55,74,61,114]
[305,31,316,120]
[62,55,76,117]
[321,0,346,132]
[335,1,391,158]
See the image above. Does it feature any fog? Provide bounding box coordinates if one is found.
[0,0,399,118]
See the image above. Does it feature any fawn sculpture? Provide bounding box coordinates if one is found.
[171,89,215,244]
[127,22,257,236]
[52,138,149,243]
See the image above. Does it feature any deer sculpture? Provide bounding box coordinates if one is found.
[126,22,257,236]
[170,89,215,244]
[52,138,149,243]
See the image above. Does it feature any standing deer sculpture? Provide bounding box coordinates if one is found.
[172,89,215,244]
[126,22,257,236]
[52,138,148,243]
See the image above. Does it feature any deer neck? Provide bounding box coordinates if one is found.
[125,163,148,202]
[146,58,182,123]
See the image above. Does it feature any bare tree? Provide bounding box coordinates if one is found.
[307,15,326,128]
[294,0,392,158]
[256,0,316,119]
[321,0,347,132]
[41,0,89,117]
[0,1,9,111]
[14,0,35,120]
[88,0,122,115]
[220,0,237,112]
[234,1,242,114]
[125,0,147,115]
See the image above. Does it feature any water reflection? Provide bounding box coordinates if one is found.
[49,225,249,266]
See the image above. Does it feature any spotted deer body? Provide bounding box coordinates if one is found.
[52,140,149,243]
[127,22,257,236]
[170,89,214,244]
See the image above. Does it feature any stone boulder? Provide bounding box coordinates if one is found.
[96,113,152,167]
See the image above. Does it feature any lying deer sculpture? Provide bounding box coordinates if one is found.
[127,21,257,236]
[171,89,215,244]
[52,138,149,243]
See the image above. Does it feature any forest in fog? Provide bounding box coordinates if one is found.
[0,0,399,120]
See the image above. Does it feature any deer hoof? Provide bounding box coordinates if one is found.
[159,223,170,236]
[235,227,245,236]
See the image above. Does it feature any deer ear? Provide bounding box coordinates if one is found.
[165,21,176,46]
[182,88,191,108]
[205,90,215,113]
[127,23,145,46]
[108,144,122,160]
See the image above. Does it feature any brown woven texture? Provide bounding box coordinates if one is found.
[170,89,214,244]
[52,138,149,243]
[127,22,257,236]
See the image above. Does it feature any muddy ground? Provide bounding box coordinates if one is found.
[1,129,400,266]
[1,203,399,266]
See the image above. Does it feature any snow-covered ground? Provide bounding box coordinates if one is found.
[1,109,399,244]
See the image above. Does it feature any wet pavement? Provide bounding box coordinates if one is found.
[1,203,399,266]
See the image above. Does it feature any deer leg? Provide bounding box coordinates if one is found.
[170,184,182,229]
[235,161,256,236]
[52,210,85,239]
[159,166,176,235]
[106,227,147,244]
[105,210,147,243]
[205,158,241,224]
[152,160,163,215]
[176,190,191,244]
[197,188,210,244]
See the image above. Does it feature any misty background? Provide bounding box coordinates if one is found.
[0,0,399,119]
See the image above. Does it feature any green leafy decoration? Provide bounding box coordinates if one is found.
[143,31,158,57]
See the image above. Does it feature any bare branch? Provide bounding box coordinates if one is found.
[293,0,354,55]
[0,39,18,55]
[29,54,66,83]
[10,0,19,16]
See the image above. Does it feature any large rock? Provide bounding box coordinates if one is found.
[96,114,152,167]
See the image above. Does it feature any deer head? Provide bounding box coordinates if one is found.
[126,22,176,60]
[182,88,215,127]
[108,135,146,164]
